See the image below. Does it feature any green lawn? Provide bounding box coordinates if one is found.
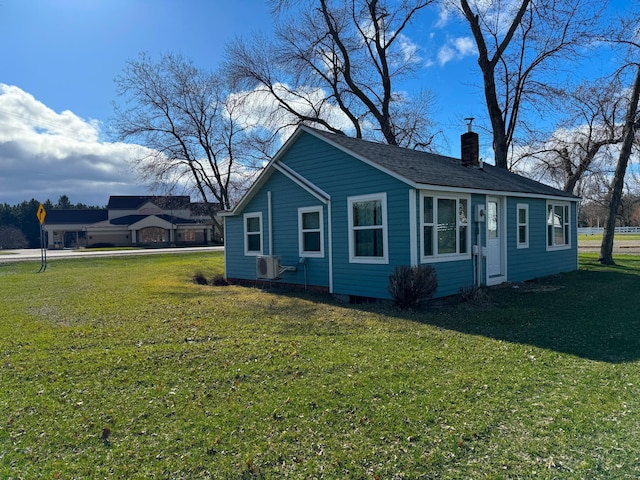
[1,253,640,478]
[578,233,640,242]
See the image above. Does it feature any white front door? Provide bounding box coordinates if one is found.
[486,197,504,284]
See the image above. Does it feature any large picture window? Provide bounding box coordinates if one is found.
[421,193,469,261]
[244,212,262,255]
[299,206,324,257]
[348,193,388,263]
[547,202,570,249]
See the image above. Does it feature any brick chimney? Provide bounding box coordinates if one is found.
[461,118,479,167]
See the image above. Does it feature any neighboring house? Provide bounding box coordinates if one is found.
[223,126,579,301]
[44,196,218,249]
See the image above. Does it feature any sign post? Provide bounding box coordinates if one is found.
[36,204,47,272]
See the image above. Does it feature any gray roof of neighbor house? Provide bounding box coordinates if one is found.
[45,209,108,225]
[109,215,202,226]
[307,127,578,199]
[107,195,192,210]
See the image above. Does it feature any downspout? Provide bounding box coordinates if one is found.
[474,222,480,287]
[267,191,273,255]
[223,215,228,280]
[472,223,477,288]
[327,199,333,294]
[409,189,418,266]
[473,206,485,288]
[477,221,483,287]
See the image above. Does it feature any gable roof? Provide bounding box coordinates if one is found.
[306,127,577,199]
[228,126,577,214]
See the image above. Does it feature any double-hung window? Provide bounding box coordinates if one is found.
[299,206,324,257]
[547,202,570,249]
[348,193,388,263]
[421,193,470,261]
[517,204,529,249]
[244,212,262,255]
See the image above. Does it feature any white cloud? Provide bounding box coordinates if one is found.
[398,34,422,64]
[435,1,527,37]
[0,84,152,206]
[454,37,477,56]
[227,83,356,141]
[437,36,478,66]
[437,45,457,66]
[435,2,457,28]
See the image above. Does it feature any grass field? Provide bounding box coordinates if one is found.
[2,252,640,478]
[578,233,640,242]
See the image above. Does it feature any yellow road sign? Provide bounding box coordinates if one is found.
[37,204,47,225]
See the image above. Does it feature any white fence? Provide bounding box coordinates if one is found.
[578,226,640,235]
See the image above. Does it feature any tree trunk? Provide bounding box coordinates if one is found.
[599,65,640,265]
[480,59,509,169]
[459,0,531,170]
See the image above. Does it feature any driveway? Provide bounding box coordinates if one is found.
[0,246,223,264]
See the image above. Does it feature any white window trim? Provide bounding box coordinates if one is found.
[298,206,324,258]
[546,202,571,251]
[517,203,529,249]
[347,192,388,264]
[243,212,263,256]
[420,192,471,263]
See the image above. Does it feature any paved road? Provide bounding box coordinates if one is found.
[0,246,223,263]
[578,238,640,254]
[2,240,638,264]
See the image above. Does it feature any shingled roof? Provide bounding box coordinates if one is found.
[306,127,577,199]
[45,209,108,225]
[109,214,201,226]
[107,196,191,210]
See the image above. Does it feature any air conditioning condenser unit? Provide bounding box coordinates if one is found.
[256,255,280,279]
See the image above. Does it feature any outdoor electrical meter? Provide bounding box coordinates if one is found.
[475,204,486,222]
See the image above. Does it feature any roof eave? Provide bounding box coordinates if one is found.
[226,127,315,215]
[413,182,579,201]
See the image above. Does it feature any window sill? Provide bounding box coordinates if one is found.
[300,252,324,258]
[349,257,389,264]
[421,254,471,263]
[546,245,571,251]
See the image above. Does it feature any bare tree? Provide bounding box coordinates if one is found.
[597,10,640,264]
[518,79,626,194]
[113,53,270,235]
[599,65,640,264]
[225,0,438,149]
[457,0,603,169]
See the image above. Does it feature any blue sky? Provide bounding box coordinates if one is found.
[0,0,629,206]
[1,0,272,127]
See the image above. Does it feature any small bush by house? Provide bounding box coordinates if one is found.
[388,264,438,309]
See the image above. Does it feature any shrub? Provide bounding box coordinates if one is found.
[210,274,229,286]
[460,285,491,304]
[192,271,208,285]
[0,225,28,249]
[388,264,438,309]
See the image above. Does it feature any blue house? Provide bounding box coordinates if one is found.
[223,126,578,300]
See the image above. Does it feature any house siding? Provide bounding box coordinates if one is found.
[506,197,578,282]
[430,260,475,297]
[415,191,483,298]
[225,129,579,301]
[281,133,413,299]
[225,169,330,289]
